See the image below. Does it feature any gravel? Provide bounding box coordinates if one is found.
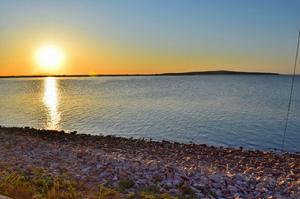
[0,126,299,198]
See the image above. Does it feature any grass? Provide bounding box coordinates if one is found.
[0,168,83,199]
[0,167,181,199]
[118,179,135,191]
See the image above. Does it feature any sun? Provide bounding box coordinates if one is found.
[36,45,64,69]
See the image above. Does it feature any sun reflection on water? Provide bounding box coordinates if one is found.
[43,77,61,130]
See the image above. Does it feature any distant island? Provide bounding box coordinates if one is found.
[0,70,280,78]
[160,70,280,76]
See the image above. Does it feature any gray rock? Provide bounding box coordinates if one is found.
[210,173,224,182]
[228,185,238,193]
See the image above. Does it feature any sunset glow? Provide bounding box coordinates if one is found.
[0,1,300,75]
[35,45,64,71]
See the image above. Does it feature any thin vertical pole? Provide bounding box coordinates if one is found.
[281,29,300,151]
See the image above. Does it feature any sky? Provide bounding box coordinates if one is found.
[0,0,300,75]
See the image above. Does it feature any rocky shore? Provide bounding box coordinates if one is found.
[0,126,299,198]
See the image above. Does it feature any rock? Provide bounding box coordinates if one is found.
[192,183,206,189]
[235,173,245,181]
[180,175,189,181]
[255,182,265,191]
[234,193,242,199]
[199,176,209,185]
[172,176,182,186]
[99,171,111,179]
[168,189,179,195]
[96,163,103,169]
[119,170,130,179]
[0,195,13,199]
[228,185,238,193]
[210,173,224,182]
[81,166,91,173]
[190,186,205,197]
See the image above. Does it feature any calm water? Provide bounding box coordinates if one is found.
[0,75,299,151]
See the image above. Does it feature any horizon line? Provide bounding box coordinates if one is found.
[0,70,289,78]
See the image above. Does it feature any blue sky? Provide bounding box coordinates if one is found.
[0,0,300,75]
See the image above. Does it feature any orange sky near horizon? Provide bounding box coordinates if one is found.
[0,28,294,76]
[0,25,297,76]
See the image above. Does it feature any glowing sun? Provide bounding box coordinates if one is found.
[36,45,64,69]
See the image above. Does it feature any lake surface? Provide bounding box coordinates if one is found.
[0,75,299,151]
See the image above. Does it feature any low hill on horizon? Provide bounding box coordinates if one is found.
[161,70,280,76]
[0,70,281,78]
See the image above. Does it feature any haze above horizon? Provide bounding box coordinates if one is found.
[1,0,300,76]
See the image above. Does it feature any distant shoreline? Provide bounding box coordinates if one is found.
[0,70,282,78]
